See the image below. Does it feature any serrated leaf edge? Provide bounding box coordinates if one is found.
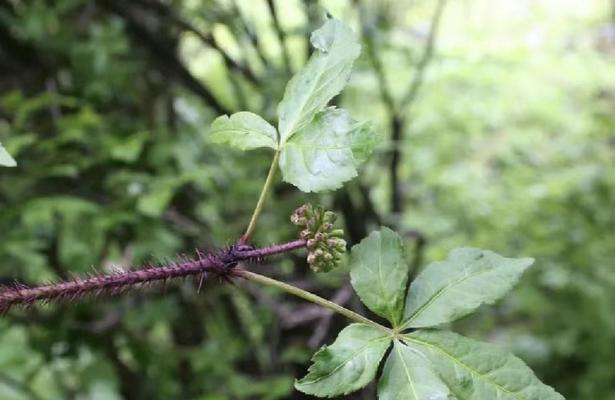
[296,335,392,387]
[401,254,534,330]
[350,227,407,326]
[402,332,563,400]
[209,113,279,150]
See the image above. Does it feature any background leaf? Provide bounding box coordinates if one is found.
[295,323,391,397]
[0,142,16,167]
[279,107,376,192]
[209,112,278,150]
[402,248,534,329]
[405,330,565,400]
[350,227,409,326]
[378,340,450,400]
[277,17,361,143]
[0,1,609,398]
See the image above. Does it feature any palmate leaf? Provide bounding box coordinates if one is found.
[279,108,376,192]
[0,142,17,167]
[378,340,451,400]
[401,248,534,329]
[277,17,361,144]
[295,323,391,397]
[208,112,278,150]
[300,230,560,399]
[349,227,408,326]
[404,330,565,400]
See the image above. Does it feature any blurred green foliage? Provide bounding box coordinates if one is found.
[0,0,613,399]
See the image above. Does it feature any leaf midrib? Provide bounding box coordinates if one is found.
[405,336,524,400]
[402,265,499,328]
[357,236,397,325]
[395,343,419,399]
[281,53,342,140]
[299,335,391,386]
[280,25,358,141]
[211,126,276,145]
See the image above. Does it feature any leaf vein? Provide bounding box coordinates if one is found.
[406,337,524,400]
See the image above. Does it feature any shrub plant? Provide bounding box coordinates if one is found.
[0,17,564,399]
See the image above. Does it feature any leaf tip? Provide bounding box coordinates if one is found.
[0,143,17,167]
[2,159,17,167]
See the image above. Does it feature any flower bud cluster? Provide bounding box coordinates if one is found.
[291,204,346,273]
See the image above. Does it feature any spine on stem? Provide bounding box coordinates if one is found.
[0,240,306,314]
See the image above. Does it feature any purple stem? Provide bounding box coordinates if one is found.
[235,239,306,259]
[0,239,306,315]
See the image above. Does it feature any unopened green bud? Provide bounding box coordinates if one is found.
[291,203,346,273]
[336,240,347,252]
[331,229,344,237]
[323,211,337,223]
[326,238,345,251]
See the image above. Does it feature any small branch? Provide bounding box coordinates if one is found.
[225,55,249,110]
[355,0,404,214]
[398,0,447,111]
[354,0,445,216]
[358,183,383,226]
[266,0,293,75]
[235,269,392,335]
[178,22,260,85]
[334,186,368,244]
[389,114,405,214]
[241,150,281,243]
[230,0,271,69]
[97,0,231,115]
[301,0,320,60]
[393,0,447,215]
[0,239,305,314]
[355,0,395,112]
[128,0,259,85]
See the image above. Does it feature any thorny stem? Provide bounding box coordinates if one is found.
[2,234,392,338]
[235,269,393,335]
[241,150,281,244]
[238,239,305,259]
[0,239,305,314]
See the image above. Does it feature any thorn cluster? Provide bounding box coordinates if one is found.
[291,204,346,273]
[0,240,307,315]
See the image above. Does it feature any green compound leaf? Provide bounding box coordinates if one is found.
[279,107,376,192]
[378,340,450,400]
[402,248,534,329]
[295,323,391,397]
[404,330,565,400]
[277,17,361,144]
[0,142,17,167]
[209,111,278,150]
[349,227,408,327]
